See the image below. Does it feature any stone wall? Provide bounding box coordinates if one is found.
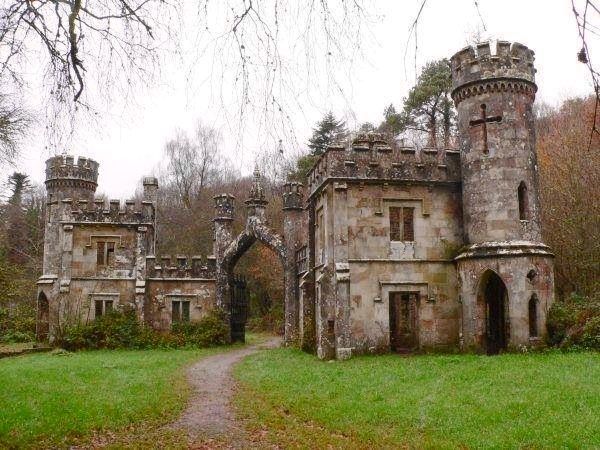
[457,252,554,349]
[309,172,464,358]
[145,279,216,331]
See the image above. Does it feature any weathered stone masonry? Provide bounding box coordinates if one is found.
[37,41,554,358]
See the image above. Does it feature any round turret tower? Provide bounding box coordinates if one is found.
[42,155,99,276]
[451,41,554,353]
[45,155,99,202]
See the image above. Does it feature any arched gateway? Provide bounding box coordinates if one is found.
[213,169,301,344]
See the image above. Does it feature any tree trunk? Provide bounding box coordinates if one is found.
[428,113,437,148]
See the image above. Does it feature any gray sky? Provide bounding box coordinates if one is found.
[9,0,595,198]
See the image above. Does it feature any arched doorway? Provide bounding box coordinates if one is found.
[220,225,287,343]
[37,292,50,342]
[213,169,294,344]
[479,271,509,355]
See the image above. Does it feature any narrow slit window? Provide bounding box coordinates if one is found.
[316,210,325,264]
[528,295,538,337]
[327,319,335,334]
[95,299,103,317]
[518,181,529,220]
[97,241,105,265]
[390,207,402,241]
[106,242,115,265]
[172,301,180,322]
[182,301,190,322]
[402,207,415,241]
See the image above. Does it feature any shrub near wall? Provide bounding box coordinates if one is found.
[57,308,229,350]
[547,293,600,350]
[0,303,36,343]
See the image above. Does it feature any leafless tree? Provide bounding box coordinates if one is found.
[0,95,30,165]
[162,121,226,209]
[0,1,370,151]
[0,0,172,103]
[572,0,600,148]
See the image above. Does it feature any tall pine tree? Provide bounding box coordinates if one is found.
[307,112,348,156]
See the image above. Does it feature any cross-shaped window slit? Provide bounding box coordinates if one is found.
[469,104,502,154]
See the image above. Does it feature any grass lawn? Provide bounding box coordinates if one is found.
[0,347,221,448]
[235,349,600,449]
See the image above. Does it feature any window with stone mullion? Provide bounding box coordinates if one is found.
[390,207,415,242]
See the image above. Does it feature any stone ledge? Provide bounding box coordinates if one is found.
[454,241,554,260]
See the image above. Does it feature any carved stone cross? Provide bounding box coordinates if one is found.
[469,104,502,154]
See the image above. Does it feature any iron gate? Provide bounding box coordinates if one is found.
[230,275,248,342]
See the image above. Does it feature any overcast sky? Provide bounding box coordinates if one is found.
[7,0,596,198]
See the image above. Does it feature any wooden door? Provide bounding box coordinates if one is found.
[389,292,419,352]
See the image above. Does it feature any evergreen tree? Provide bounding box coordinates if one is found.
[5,172,30,265]
[7,172,29,206]
[402,59,454,147]
[358,122,376,133]
[307,112,348,156]
[378,104,409,136]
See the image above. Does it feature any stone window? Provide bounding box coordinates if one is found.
[528,294,538,337]
[296,246,308,274]
[316,209,325,264]
[389,207,414,242]
[172,300,190,323]
[95,299,113,317]
[518,181,529,220]
[97,241,115,266]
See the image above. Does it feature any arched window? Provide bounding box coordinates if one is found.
[528,294,538,338]
[518,181,529,220]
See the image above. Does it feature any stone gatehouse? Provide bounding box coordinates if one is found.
[37,40,555,359]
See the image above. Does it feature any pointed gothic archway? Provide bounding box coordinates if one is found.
[477,270,509,355]
[213,168,296,344]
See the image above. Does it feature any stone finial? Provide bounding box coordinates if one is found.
[142,176,159,204]
[214,193,235,221]
[283,181,304,210]
[247,166,267,205]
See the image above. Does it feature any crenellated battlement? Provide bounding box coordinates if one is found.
[146,255,216,279]
[56,197,155,224]
[450,41,536,104]
[45,155,99,185]
[306,133,461,196]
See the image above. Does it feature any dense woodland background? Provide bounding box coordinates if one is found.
[0,67,598,343]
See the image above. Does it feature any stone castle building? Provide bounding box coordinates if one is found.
[37,41,555,359]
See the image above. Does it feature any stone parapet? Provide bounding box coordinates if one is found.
[146,255,216,279]
[306,133,460,196]
[450,41,537,105]
[56,198,155,224]
[45,155,99,189]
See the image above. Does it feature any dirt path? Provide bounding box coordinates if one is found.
[169,337,281,445]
